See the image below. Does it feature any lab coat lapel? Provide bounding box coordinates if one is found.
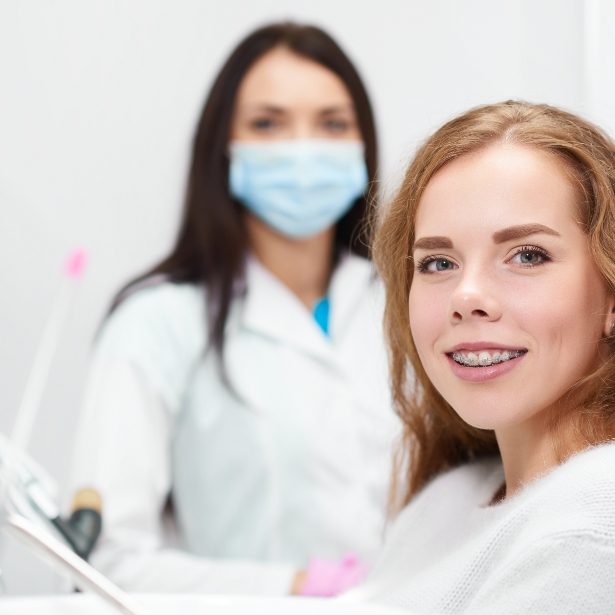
[240,257,336,364]
[329,253,378,342]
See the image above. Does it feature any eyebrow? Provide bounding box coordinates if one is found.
[413,223,561,251]
[319,104,356,116]
[241,103,355,116]
[413,236,453,250]
[492,223,561,243]
[242,104,286,115]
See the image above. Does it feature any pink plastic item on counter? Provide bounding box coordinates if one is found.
[299,553,369,597]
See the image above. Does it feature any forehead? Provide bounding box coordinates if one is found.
[415,143,580,236]
[235,47,353,108]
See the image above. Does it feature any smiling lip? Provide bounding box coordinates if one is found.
[444,342,528,383]
[446,341,527,353]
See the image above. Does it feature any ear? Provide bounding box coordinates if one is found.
[603,295,615,338]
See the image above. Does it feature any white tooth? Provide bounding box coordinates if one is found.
[452,348,523,367]
[466,352,479,366]
[455,353,467,366]
[478,351,491,366]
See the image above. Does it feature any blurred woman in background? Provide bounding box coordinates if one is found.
[70,21,398,596]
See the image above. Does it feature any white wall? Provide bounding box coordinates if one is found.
[0,0,611,594]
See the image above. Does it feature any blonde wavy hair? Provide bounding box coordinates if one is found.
[374,101,615,508]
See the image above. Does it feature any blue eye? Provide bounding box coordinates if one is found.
[416,256,457,273]
[509,246,551,267]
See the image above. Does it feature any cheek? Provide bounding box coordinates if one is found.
[525,272,607,377]
[409,283,445,362]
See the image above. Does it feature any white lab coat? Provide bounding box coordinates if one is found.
[70,253,399,595]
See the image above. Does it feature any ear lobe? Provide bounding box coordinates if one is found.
[603,296,615,338]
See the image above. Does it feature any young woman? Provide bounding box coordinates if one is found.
[70,23,398,596]
[344,101,615,612]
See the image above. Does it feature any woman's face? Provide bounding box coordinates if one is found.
[230,46,361,142]
[409,143,614,433]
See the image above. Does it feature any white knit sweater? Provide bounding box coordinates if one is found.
[343,442,615,614]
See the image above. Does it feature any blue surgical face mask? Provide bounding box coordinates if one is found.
[228,139,368,239]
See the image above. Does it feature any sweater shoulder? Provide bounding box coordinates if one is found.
[538,442,615,534]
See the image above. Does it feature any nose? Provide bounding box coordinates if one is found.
[449,269,502,324]
[288,120,315,140]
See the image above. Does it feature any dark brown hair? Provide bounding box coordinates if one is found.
[111,21,378,367]
[374,101,615,509]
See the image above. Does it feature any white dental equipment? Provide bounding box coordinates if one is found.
[4,514,147,615]
[0,249,147,613]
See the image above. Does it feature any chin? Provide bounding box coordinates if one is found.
[451,399,513,431]
[455,412,497,431]
[455,401,536,432]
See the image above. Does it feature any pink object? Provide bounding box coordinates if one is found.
[299,553,370,597]
[64,248,88,279]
